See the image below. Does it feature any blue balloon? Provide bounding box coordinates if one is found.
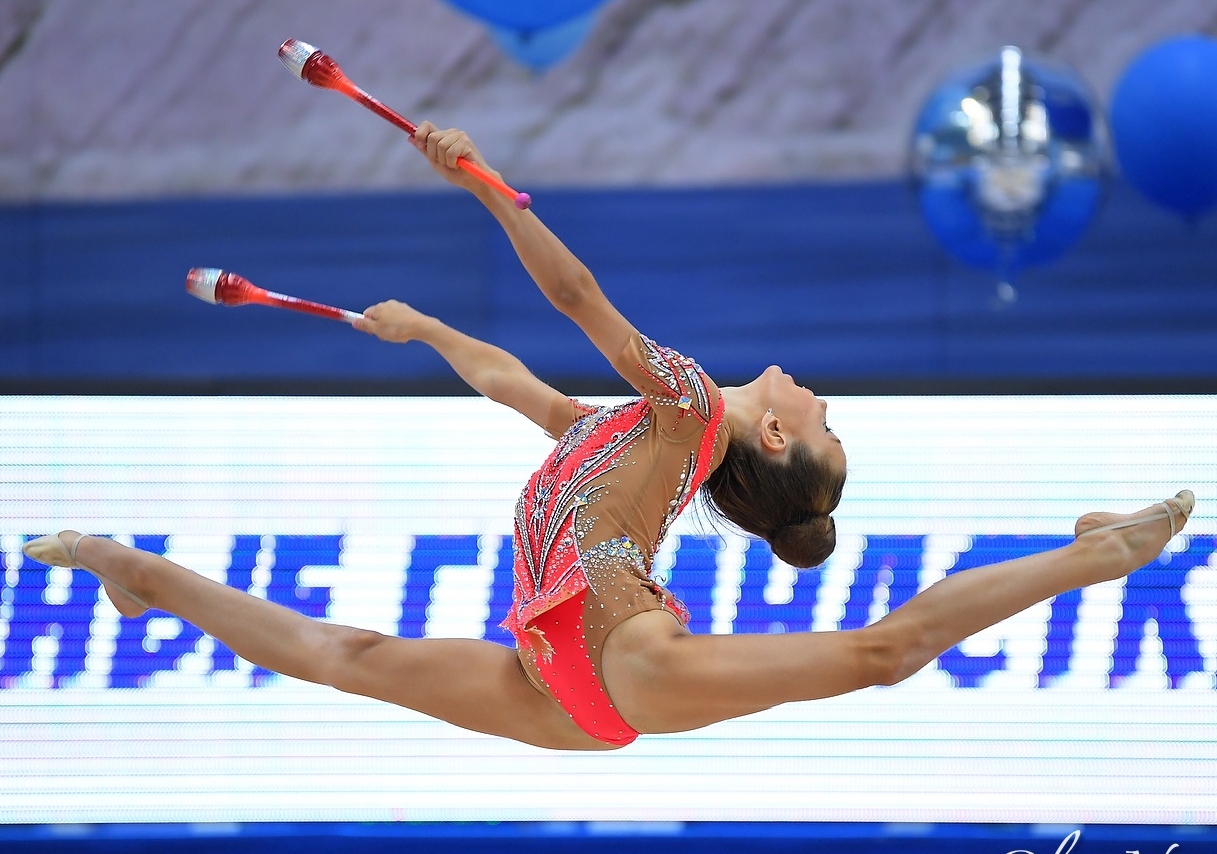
[910,47,1107,280]
[489,9,598,71]
[443,0,605,30]
[1110,35,1217,218]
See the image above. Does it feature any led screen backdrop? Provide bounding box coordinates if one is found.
[1,395,1215,824]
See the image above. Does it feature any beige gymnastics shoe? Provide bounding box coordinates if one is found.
[22,531,89,568]
[1077,490,1195,540]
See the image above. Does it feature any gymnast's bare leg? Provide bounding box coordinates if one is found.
[26,494,1190,749]
[600,495,1195,734]
[25,532,613,751]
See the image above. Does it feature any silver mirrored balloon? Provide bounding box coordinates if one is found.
[911,46,1107,295]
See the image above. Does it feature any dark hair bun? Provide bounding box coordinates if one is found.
[769,515,836,568]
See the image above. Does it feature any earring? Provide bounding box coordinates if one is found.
[767,408,773,414]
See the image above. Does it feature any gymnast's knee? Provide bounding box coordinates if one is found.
[319,626,388,691]
[852,623,918,688]
[837,627,915,690]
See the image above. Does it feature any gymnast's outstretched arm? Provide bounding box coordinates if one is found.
[353,298,570,435]
[410,122,637,369]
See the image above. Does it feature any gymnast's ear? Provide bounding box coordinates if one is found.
[758,408,787,454]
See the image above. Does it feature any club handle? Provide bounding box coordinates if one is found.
[455,158,531,209]
[348,87,531,210]
[263,290,363,324]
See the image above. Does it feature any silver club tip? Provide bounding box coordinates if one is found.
[186,267,222,303]
[278,39,317,80]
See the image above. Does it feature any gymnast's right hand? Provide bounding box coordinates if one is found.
[411,121,500,192]
[353,299,432,344]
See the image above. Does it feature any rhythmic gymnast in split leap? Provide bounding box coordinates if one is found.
[24,124,1195,751]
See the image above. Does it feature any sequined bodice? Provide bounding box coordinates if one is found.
[504,333,728,642]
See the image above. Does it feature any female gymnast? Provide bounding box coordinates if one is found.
[24,124,1194,751]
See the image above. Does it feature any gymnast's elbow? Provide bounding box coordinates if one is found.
[477,370,510,404]
[547,270,599,315]
[477,362,530,407]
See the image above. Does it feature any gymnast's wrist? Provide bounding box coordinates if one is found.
[412,314,448,344]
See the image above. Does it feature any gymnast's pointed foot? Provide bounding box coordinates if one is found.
[22,531,150,618]
[1074,490,1195,581]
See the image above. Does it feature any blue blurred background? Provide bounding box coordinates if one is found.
[3,0,1215,393]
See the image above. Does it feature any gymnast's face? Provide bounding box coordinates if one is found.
[749,365,845,469]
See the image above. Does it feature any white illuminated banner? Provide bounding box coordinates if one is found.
[1,395,1215,824]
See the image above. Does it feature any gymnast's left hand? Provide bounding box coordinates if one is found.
[353,299,433,344]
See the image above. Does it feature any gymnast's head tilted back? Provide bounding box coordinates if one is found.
[703,366,846,569]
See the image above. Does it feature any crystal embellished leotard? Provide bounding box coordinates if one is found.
[501,332,728,745]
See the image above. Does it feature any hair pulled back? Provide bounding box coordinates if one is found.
[701,437,845,568]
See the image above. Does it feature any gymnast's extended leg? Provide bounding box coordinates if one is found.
[601,495,1194,734]
[23,532,611,751]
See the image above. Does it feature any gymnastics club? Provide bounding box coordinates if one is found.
[185,268,364,325]
[278,38,532,210]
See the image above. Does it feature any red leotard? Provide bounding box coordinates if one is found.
[501,332,728,745]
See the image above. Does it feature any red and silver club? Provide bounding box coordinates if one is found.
[278,38,532,210]
[186,268,363,324]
